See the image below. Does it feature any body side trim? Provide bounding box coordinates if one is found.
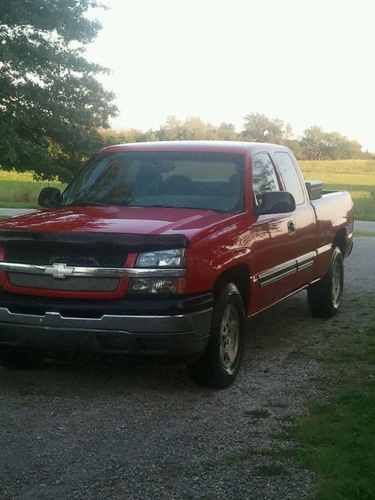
[257,249,318,288]
[317,243,332,255]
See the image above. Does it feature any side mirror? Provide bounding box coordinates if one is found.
[306,181,323,200]
[255,191,296,215]
[38,187,62,208]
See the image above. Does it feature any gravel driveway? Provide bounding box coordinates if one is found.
[0,238,374,500]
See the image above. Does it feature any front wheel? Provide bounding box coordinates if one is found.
[187,283,245,388]
[308,246,344,318]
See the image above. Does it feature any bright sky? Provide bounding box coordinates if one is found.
[87,0,375,150]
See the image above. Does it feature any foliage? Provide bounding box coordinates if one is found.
[98,116,239,146]
[241,113,292,144]
[0,0,117,181]
[98,114,370,162]
[99,128,151,146]
[300,126,364,161]
[159,116,209,140]
[0,0,370,182]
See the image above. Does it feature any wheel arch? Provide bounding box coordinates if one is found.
[334,227,349,256]
[213,264,251,312]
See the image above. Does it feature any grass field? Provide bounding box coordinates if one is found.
[300,160,375,221]
[0,160,374,220]
[0,171,63,208]
[293,301,375,500]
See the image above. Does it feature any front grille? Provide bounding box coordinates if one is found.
[8,273,120,292]
[3,239,125,294]
[5,241,126,268]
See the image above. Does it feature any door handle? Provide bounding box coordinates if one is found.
[287,220,296,234]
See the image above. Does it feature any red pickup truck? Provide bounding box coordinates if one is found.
[0,141,353,387]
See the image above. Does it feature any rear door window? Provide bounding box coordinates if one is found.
[272,152,305,205]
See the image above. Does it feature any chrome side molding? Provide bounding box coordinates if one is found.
[257,248,330,288]
[258,258,297,287]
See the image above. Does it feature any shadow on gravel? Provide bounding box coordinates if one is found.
[0,356,195,397]
[0,291,331,500]
[0,292,311,399]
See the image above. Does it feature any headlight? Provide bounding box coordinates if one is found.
[136,249,185,268]
[128,278,180,295]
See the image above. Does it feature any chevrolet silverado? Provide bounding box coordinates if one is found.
[0,141,354,387]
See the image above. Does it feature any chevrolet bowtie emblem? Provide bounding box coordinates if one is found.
[45,263,74,280]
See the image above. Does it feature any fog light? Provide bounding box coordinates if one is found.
[128,278,179,295]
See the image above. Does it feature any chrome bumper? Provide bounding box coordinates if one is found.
[0,307,212,356]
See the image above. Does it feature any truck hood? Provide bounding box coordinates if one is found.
[0,206,238,241]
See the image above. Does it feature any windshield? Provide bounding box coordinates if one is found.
[62,151,245,213]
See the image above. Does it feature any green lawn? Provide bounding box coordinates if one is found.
[296,386,375,500]
[0,171,63,208]
[300,160,375,221]
[0,160,374,220]
[293,313,375,500]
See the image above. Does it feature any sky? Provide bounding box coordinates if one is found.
[86,0,375,150]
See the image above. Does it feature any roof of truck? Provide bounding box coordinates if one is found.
[100,140,291,155]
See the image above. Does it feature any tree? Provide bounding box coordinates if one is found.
[324,132,363,160]
[156,116,239,142]
[157,116,214,141]
[300,127,365,160]
[98,113,368,161]
[99,118,240,148]
[215,122,238,141]
[157,116,184,141]
[284,139,303,159]
[241,113,292,144]
[299,127,327,160]
[0,0,117,181]
[99,128,144,146]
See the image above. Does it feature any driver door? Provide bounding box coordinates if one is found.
[249,152,298,314]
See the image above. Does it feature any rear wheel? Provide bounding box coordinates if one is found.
[308,246,344,318]
[187,283,245,388]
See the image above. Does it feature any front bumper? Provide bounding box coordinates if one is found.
[0,296,213,357]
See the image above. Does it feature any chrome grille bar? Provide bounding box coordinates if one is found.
[0,262,185,279]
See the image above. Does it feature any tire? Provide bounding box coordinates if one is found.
[187,283,245,389]
[0,349,44,370]
[308,246,344,318]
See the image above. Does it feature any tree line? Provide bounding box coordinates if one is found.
[100,114,370,163]
[0,1,371,183]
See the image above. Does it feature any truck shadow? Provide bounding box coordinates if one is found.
[0,291,320,397]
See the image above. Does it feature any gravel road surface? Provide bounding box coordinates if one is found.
[0,238,374,500]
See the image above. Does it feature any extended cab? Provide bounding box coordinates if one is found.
[0,142,353,387]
